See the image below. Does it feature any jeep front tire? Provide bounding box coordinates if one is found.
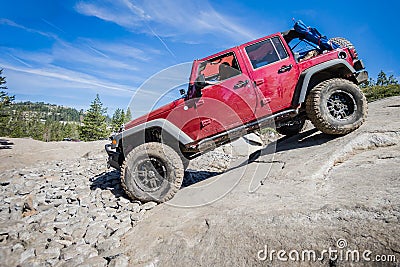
[121,142,184,203]
[306,78,367,135]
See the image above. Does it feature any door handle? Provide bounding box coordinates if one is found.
[201,119,211,127]
[233,80,249,89]
[255,79,264,86]
[278,64,293,74]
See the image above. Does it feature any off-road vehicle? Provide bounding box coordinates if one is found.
[106,20,368,202]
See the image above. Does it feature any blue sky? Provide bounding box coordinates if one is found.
[1,0,399,116]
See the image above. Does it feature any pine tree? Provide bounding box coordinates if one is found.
[387,74,398,85]
[79,94,109,141]
[125,107,132,123]
[111,108,120,132]
[375,70,399,86]
[376,70,388,86]
[111,108,125,132]
[0,69,15,136]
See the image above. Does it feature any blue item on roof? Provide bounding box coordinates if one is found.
[293,20,339,52]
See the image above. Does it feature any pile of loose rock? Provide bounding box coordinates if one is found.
[0,141,244,266]
[0,150,154,266]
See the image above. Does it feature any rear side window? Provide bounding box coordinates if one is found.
[245,37,288,69]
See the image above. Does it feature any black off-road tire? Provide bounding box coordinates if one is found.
[306,78,367,135]
[121,142,184,203]
[277,118,306,136]
[329,37,358,58]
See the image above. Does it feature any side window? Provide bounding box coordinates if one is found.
[245,37,288,69]
[272,37,288,59]
[198,52,241,82]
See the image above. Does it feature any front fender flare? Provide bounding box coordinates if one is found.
[117,119,194,155]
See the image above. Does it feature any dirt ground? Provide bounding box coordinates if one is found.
[0,138,108,171]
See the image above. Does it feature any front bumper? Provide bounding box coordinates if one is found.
[355,70,368,84]
[352,59,368,84]
[105,144,121,170]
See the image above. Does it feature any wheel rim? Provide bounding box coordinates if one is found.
[134,157,167,192]
[327,90,357,121]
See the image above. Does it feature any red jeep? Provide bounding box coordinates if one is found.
[106,21,368,202]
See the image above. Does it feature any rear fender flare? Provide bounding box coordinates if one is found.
[295,59,356,104]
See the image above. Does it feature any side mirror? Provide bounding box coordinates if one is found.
[179,89,186,96]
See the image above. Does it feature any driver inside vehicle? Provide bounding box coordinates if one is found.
[218,62,240,80]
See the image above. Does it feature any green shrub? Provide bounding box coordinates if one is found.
[362,84,400,102]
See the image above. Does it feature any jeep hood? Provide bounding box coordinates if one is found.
[124,100,181,130]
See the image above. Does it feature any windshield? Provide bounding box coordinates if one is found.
[129,62,192,118]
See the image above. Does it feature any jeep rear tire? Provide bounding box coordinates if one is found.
[306,78,367,135]
[121,142,184,203]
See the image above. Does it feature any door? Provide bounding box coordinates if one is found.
[241,35,299,115]
[193,49,258,139]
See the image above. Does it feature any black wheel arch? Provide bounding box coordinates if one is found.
[292,59,358,106]
[117,120,195,170]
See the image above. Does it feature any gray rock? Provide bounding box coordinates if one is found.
[55,212,70,223]
[20,247,35,263]
[36,246,60,260]
[12,243,24,251]
[18,230,34,243]
[20,257,43,267]
[55,239,73,247]
[101,190,114,201]
[126,202,140,213]
[106,220,120,233]
[116,212,131,223]
[45,258,59,266]
[75,243,98,258]
[84,223,105,245]
[39,209,58,224]
[130,210,146,222]
[84,221,106,244]
[47,240,65,251]
[71,227,87,240]
[16,187,32,195]
[111,222,132,238]
[104,199,119,209]
[60,245,76,260]
[118,197,130,206]
[141,201,157,210]
[96,237,121,255]
[109,254,130,267]
[79,256,107,267]
[64,254,86,266]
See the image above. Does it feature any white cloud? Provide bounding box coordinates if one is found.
[75,0,261,43]
[88,41,153,62]
[0,32,161,95]
[0,18,58,40]
[3,64,134,93]
[75,0,142,28]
